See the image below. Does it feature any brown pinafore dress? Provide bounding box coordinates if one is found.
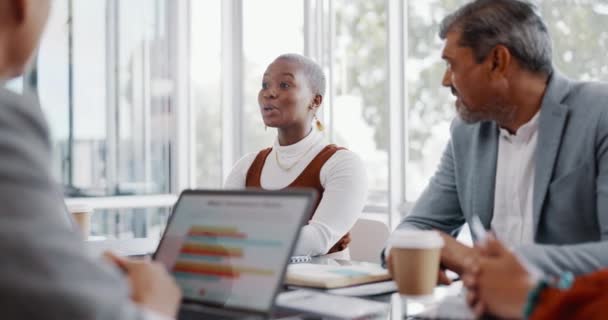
[245,144,350,254]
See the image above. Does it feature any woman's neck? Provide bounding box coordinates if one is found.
[277,125,313,146]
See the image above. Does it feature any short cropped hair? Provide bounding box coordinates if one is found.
[275,53,326,97]
[439,0,553,75]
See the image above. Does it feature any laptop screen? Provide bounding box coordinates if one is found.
[155,190,314,313]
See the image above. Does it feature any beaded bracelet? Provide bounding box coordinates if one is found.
[523,279,549,319]
[556,272,574,290]
[522,272,574,319]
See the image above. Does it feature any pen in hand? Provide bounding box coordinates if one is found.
[470,214,489,246]
[469,215,543,281]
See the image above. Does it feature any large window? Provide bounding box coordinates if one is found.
[71,0,108,195]
[191,0,222,188]
[241,0,305,155]
[333,1,389,208]
[36,0,175,239]
[91,207,172,239]
[38,0,172,198]
[116,0,172,196]
[540,1,608,82]
[406,1,465,201]
[38,0,70,183]
[29,0,608,239]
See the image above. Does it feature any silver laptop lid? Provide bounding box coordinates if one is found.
[154,189,316,316]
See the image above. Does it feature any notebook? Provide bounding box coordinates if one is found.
[289,255,311,264]
[153,189,317,320]
[285,260,391,289]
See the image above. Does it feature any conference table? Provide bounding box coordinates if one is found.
[86,240,475,319]
[272,257,475,320]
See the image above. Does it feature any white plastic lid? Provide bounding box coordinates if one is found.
[67,203,93,214]
[388,230,444,249]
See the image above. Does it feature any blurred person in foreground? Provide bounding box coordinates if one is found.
[463,235,607,320]
[0,1,181,319]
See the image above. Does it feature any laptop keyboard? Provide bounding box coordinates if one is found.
[179,306,264,320]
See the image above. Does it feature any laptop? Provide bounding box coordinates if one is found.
[154,189,316,320]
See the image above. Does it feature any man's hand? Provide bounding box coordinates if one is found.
[437,267,453,285]
[462,235,536,319]
[105,252,182,318]
[437,231,476,276]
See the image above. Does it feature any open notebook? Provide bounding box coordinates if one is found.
[285,260,391,289]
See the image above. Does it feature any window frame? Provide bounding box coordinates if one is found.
[34,0,409,233]
[30,0,192,203]
[304,0,408,228]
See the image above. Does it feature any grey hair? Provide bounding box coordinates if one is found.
[439,0,553,76]
[275,53,326,97]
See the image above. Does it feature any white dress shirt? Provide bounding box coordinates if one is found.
[491,112,540,247]
[141,307,174,320]
[224,129,368,256]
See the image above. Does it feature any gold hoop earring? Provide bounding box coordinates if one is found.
[314,115,325,132]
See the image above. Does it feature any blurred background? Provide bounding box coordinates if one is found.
[6,0,608,241]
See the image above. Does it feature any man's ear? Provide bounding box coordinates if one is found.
[489,45,511,76]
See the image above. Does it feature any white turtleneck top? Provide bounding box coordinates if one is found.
[224,129,368,256]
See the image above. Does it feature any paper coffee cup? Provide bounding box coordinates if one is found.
[67,203,93,237]
[389,230,444,296]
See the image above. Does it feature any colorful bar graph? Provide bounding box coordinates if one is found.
[187,226,246,239]
[178,254,223,263]
[173,271,222,282]
[171,225,276,280]
[186,236,283,247]
[173,261,276,277]
[180,243,243,258]
[174,262,240,278]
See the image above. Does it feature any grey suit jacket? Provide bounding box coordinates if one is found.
[398,72,608,276]
[0,88,145,319]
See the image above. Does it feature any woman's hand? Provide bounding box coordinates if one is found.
[462,235,537,319]
[328,232,351,253]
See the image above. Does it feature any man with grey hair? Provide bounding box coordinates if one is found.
[386,0,608,281]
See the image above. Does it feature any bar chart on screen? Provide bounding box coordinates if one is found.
[172,225,283,301]
[154,192,310,310]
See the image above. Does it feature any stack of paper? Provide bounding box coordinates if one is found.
[285,263,391,289]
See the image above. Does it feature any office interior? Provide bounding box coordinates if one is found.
[6,0,607,257]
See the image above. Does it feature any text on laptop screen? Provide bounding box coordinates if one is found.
[155,192,309,312]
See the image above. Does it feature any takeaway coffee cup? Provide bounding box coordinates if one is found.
[68,203,93,237]
[389,230,444,296]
